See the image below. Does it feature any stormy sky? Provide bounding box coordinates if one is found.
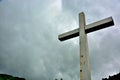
[0,0,120,80]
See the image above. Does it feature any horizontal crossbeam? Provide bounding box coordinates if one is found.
[58,17,114,41]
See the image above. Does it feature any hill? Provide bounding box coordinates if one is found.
[0,74,25,80]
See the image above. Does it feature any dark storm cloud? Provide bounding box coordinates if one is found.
[0,0,61,80]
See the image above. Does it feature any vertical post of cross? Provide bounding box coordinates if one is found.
[79,12,91,80]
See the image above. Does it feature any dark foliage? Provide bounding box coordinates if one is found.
[102,72,120,80]
[0,74,25,80]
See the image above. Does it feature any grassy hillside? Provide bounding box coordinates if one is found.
[0,74,25,80]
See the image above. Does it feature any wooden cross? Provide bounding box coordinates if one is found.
[58,12,114,80]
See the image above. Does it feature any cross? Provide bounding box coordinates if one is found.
[58,12,114,80]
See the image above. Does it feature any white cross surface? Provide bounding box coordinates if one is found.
[58,12,114,80]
